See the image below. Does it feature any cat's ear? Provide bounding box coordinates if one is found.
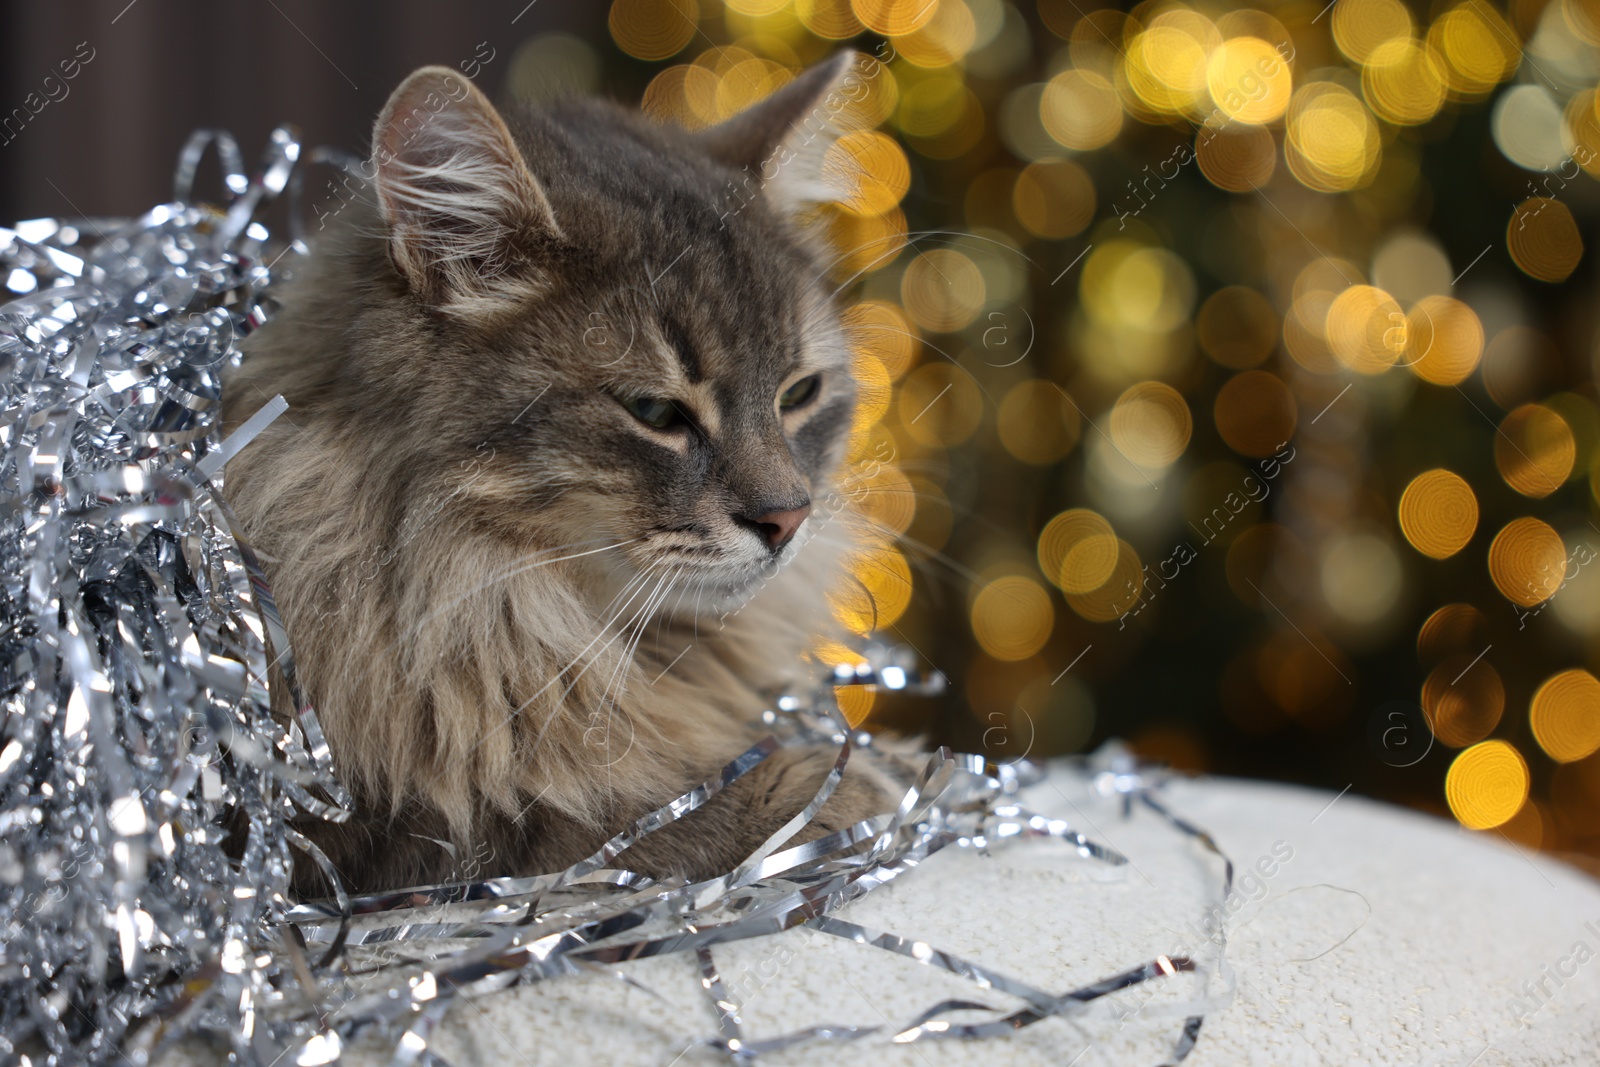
[696,50,865,216]
[372,66,560,314]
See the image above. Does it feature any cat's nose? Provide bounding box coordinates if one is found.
[745,501,811,551]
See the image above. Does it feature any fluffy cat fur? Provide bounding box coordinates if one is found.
[220,54,901,895]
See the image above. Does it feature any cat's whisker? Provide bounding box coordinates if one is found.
[398,536,642,651]
[522,559,678,743]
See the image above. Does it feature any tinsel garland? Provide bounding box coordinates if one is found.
[0,129,1231,1066]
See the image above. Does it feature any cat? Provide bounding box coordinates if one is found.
[219,53,903,896]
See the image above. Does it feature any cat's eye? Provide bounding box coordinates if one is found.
[620,395,683,430]
[779,374,821,411]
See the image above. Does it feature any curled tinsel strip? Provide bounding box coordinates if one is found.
[0,129,1233,1067]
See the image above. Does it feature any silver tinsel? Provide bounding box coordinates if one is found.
[0,130,1230,1067]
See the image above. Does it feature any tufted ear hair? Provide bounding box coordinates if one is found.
[695,51,867,218]
[372,65,561,315]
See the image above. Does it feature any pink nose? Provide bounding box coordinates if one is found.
[751,502,811,550]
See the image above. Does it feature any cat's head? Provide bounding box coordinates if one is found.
[348,55,871,612]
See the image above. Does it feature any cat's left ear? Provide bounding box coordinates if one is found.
[372,66,561,315]
[695,51,865,217]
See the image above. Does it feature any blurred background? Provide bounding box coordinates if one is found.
[7,0,1600,870]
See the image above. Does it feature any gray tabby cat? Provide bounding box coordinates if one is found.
[220,54,900,895]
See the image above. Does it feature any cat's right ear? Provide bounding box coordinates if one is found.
[371,66,560,316]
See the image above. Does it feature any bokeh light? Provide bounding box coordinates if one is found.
[1038,508,1117,594]
[1495,404,1576,498]
[971,576,1054,660]
[1508,198,1584,283]
[1531,670,1600,763]
[1214,371,1296,457]
[998,379,1081,465]
[1041,70,1123,150]
[1398,470,1478,560]
[1423,653,1505,747]
[1331,0,1413,64]
[901,249,986,332]
[1488,517,1566,607]
[610,0,699,61]
[1417,603,1489,662]
[1286,82,1382,192]
[1110,382,1193,470]
[1012,161,1095,239]
[1446,740,1530,830]
[1404,296,1484,386]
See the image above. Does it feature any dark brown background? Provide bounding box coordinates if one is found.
[0,0,608,223]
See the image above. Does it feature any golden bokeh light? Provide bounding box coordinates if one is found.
[1013,160,1096,239]
[1284,257,1364,374]
[1195,123,1277,191]
[795,0,863,38]
[852,0,939,37]
[824,204,908,277]
[1040,69,1124,151]
[1567,91,1600,181]
[714,58,793,119]
[971,575,1055,660]
[850,332,894,434]
[833,544,913,633]
[1495,404,1576,499]
[610,0,699,61]
[1123,25,1213,117]
[828,129,911,217]
[1066,11,1128,83]
[849,461,916,539]
[1330,0,1413,64]
[1446,740,1529,830]
[1531,670,1600,763]
[1497,799,1546,850]
[1081,242,1197,333]
[1397,469,1478,559]
[1110,381,1193,469]
[1422,654,1505,748]
[1327,284,1406,374]
[1065,538,1144,622]
[1427,3,1521,98]
[642,64,709,127]
[724,0,788,14]
[1038,508,1117,594]
[900,249,985,332]
[1214,370,1297,458]
[895,0,976,67]
[833,683,876,725]
[898,362,984,445]
[1488,517,1566,607]
[1207,36,1292,124]
[1404,295,1483,386]
[1361,38,1447,126]
[1508,198,1584,283]
[843,300,919,381]
[1286,83,1382,192]
[898,77,985,159]
[997,379,1082,465]
[1416,603,1488,663]
[1198,286,1279,368]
